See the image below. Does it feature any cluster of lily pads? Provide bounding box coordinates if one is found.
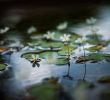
[1,17,110,78]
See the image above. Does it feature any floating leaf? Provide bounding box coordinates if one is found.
[98,76,110,83]
[41,41,63,48]
[86,33,102,40]
[58,45,75,56]
[27,83,62,100]
[0,63,7,71]
[86,44,105,52]
[76,80,95,89]
[85,39,106,45]
[54,57,68,65]
[75,53,107,64]
[22,53,33,60]
[70,33,82,42]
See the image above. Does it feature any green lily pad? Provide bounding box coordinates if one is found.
[76,80,95,89]
[54,57,68,65]
[75,53,107,64]
[0,63,7,71]
[86,33,103,40]
[39,52,57,59]
[85,39,106,45]
[58,45,75,56]
[22,53,33,60]
[39,51,58,64]
[41,41,63,48]
[98,76,110,83]
[86,44,105,52]
[27,83,62,100]
[70,33,82,42]
[27,40,42,46]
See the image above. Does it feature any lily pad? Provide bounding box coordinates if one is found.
[86,44,105,52]
[0,63,7,71]
[85,39,106,45]
[98,76,110,83]
[58,45,75,56]
[21,53,33,60]
[27,83,62,100]
[70,33,82,42]
[54,57,68,65]
[75,53,106,64]
[76,80,95,89]
[86,33,103,40]
[41,41,63,48]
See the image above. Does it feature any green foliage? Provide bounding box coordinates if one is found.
[27,83,61,100]
[54,57,68,65]
[41,41,63,48]
[0,63,7,71]
[22,53,33,60]
[76,53,110,64]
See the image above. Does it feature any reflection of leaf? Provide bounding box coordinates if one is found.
[32,63,36,67]
[32,62,40,67]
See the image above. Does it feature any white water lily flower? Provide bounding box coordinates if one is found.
[27,26,37,34]
[0,27,10,34]
[57,22,68,30]
[44,31,55,40]
[86,17,97,25]
[60,34,71,42]
[31,54,40,62]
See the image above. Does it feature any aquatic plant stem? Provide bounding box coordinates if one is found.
[81,37,87,81]
[63,44,73,80]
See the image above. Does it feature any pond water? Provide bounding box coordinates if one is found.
[0,4,110,100]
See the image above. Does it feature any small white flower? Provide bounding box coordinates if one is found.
[75,38,82,43]
[57,22,68,30]
[86,17,97,25]
[27,26,37,34]
[31,54,41,62]
[0,27,10,34]
[44,31,55,40]
[60,34,71,42]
